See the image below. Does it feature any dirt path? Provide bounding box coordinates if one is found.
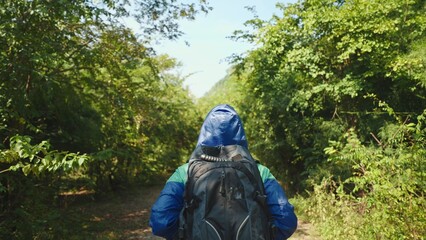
[71,184,319,239]
[291,221,321,240]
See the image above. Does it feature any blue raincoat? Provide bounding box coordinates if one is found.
[149,104,297,239]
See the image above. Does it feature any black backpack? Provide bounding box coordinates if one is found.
[178,145,273,240]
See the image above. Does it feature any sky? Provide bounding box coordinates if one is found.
[149,1,294,98]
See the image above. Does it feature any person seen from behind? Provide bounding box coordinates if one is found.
[149,104,297,239]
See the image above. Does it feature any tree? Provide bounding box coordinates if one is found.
[0,0,210,147]
[224,0,426,238]
[234,0,426,193]
[0,0,208,237]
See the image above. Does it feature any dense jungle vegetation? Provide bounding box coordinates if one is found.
[1,0,425,239]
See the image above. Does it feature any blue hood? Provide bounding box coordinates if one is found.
[196,104,248,148]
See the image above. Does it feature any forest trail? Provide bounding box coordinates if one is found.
[70,184,319,239]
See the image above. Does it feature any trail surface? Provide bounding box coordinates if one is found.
[70,184,319,239]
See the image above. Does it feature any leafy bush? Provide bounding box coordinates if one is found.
[301,112,426,239]
[0,135,89,238]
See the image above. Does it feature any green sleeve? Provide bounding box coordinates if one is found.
[257,164,276,183]
[167,163,189,184]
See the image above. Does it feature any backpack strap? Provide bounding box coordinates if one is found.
[249,160,277,239]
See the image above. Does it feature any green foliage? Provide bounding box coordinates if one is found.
[133,0,212,40]
[196,0,426,238]
[389,37,426,88]
[1,0,425,238]
[197,69,245,118]
[304,113,426,239]
[1,135,88,176]
[0,0,205,237]
[227,0,426,194]
[0,135,89,239]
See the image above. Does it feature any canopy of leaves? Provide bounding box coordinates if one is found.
[226,0,426,191]
[202,0,425,238]
[0,0,205,237]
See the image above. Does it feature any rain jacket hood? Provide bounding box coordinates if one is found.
[196,104,248,148]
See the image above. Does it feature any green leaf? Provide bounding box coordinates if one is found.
[22,164,31,176]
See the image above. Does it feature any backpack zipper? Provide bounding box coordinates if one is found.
[205,219,222,240]
[219,169,226,197]
[236,215,250,240]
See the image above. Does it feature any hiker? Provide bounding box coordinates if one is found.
[149,104,297,240]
